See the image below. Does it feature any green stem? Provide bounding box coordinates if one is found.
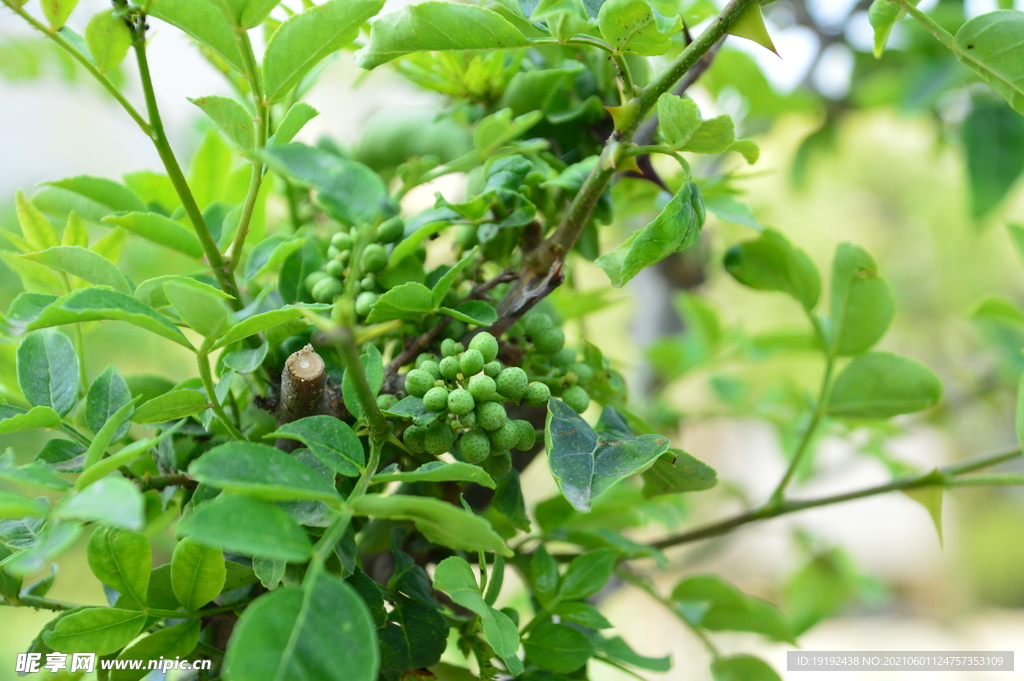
[138,472,193,492]
[331,324,388,437]
[3,594,78,611]
[617,569,720,659]
[132,27,243,308]
[197,342,246,441]
[612,53,637,99]
[59,423,92,447]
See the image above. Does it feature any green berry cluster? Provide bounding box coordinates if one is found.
[514,310,593,414]
[401,331,543,469]
[304,216,405,310]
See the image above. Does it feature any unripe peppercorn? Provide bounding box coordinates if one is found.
[423,386,450,412]
[441,338,459,357]
[458,411,477,428]
[549,347,575,368]
[415,353,436,369]
[476,401,506,431]
[482,450,512,477]
[513,420,536,451]
[325,259,346,278]
[459,349,485,376]
[523,381,551,407]
[483,361,502,378]
[361,243,387,272]
[439,356,460,381]
[468,375,497,402]
[403,425,427,453]
[561,385,590,414]
[533,327,565,355]
[443,320,467,340]
[355,291,378,317]
[496,367,528,401]
[424,421,454,455]
[566,362,594,382]
[331,231,353,251]
[377,394,398,410]
[312,276,344,303]
[455,223,477,248]
[419,360,441,379]
[377,216,404,243]
[469,332,499,363]
[523,312,552,336]
[327,245,341,260]
[447,388,475,416]
[360,275,375,290]
[489,420,520,451]
[404,369,434,398]
[338,249,351,264]
[459,429,490,463]
[305,271,329,291]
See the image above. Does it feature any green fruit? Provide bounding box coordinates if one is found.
[523,382,551,407]
[455,223,478,248]
[482,450,512,477]
[549,347,575,368]
[331,231,353,251]
[416,353,436,368]
[325,259,346,277]
[483,361,503,378]
[476,401,506,431]
[327,245,341,260]
[440,356,460,381]
[523,312,552,336]
[444,320,467,340]
[312,276,344,303]
[377,393,398,410]
[305,270,329,291]
[458,410,478,428]
[404,369,434,398]
[361,243,387,273]
[424,421,454,455]
[377,216,405,244]
[567,362,594,382]
[489,420,520,451]
[459,349,485,376]
[420,360,442,379]
[533,327,565,355]
[448,388,475,415]
[459,429,491,463]
[403,425,427,453]
[441,338,459,357]
[468,375,497,402]
[360,275,375,290]
[355,291,378,317]
[496,367,528,401]
[469,332,499,363]
[513,420,535,451]
[423,386,450,412]
[561,385,590,414]
[338,250,351,264]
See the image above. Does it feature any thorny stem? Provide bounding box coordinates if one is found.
[138,473,195,492]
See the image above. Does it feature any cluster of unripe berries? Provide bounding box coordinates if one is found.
[304,216,405,311]
[401,331,547,477]
[515,311,592,414]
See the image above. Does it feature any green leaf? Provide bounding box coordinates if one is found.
[356,2,531,69]
[224,570,379,681]
[711,655,782,681]
[261,144,396,226]
[493,470,530,532]
[597,0,681,56]
[342,343,383,421]
[551,601,613,629]
[365,282,433,322]
[381,396,440,428]
[176,493,312,563]
[223,342,269,374]
[4,521,82,576]
[133,389,209,423]
[828,243,894,356]
[245,236,307,283]
[783,548,859,636]
[433,557,520,664]
[267,415,364,477]
[163,280,231,339]
[5,292,59,334]
[111,620,201,681]
[171,537,226,612]
[594,635,670,671]
[524,622,593,673]
[29,287,193,349]
[0,405,62,435]
[0,450,72,490]
[641,449,717,498]
[87,526,151,611]
[0,491,48,519]
[45,176,145,215]
[595,182,704,288]
[681,115,736,154]
[868,0,916,57]
[134,275,232,309]
[86,365,131,440]
[216,0,280,29]
[17,328,79,417]
[85,10,132,73]
[20,246,132,294]
[81,396,138,471]
[438,301,498,326]
[545,400,670,512]
[57,476,144,530]
[149,0,245,72]
[826,351,943,419]
[189,441,343,506]
[42,607,147,655]
[273,103,319,145]
[727,1,777,54]
[352,495,512,556]
[557,549,617,601]
[531,544,560,606]
[190,95,255,150]
[103,212,205,260]
[187,131,233,209]
[213,304,324,349]
[432,247,478,307]
[263,0,385,102]
[78,426,175,491]
[15,190,59,251]
[41,0,78,30]
[656,94,701,149]
[724,228,820,311]
[672,575,794,642]
[379,597,448,672]
[954,10,1024,117]
[963,99,1024,218]
[372,461,495,489]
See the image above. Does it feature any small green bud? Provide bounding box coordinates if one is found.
[567,362,594,382]
[469,332,499,363]
[439,356,460,381]
[523,312,552,336]
[533,326,565,355]
[458,410,478,428]
[404,369,434,398]
[312,276,345,303]
[325,259,346,278]
[549,347,575,368]
[424,420,454,455]
[403,425,427,453]
[496,367,528,401]
[489,419,520,452]
[304,271,329,291]
[331,231,354,251]
[476,401,506,431]
[513,419,535,451]
[377,393,398,410]
[523,382,551,407]
[468,375,497,402]
[561,385,590,414]
[482,450,512,477]
[459,349,485,376]
[419,360,441,379]
[423,386,450,412]
[483,361,502,378]
[459,428,490,464]
[377,216,405,244]
[441,338,459,358]
[355,290,378,317]
[448,388,475,416]
[361,243,387,273]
